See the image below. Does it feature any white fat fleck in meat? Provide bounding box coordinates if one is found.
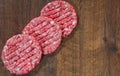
[13,56,19,61]
[49,32,55,37]
[66,12,71,16]
[65,4,68,8]
[42,21,47,26]
[3,49,7,52]
[27,58,31,62]
[56,25,60,29]
[29,40,33,44]
[19,44,23,48]
[16,50,19,55]
[62,14,65,17]
[28,36,33,39]
[50,20,54,25]
[32,61,35,65]
[8,66,15,71]
[72,20,77,25]
[45,8,49,12]
[26,47,31,53]
[73,13,76,16]
[23,44,27,49]
[5,56,8,59]
[53,42,57,45]
[21,52,25,56]
[47,3,51,6]
[35,30,40,34]
[3,60,8,64]
[33,50,37,53]
[27,62,31,66]
[22,31,26,34]
[43,41,49,45]
[56,8,60,11]
[31,20,37,26]
[64,28,69,31]
[52,6,54,9]
[16,67,20,71]
[4,45,8,49]
[32,59,38,65]
[41,32,47,36]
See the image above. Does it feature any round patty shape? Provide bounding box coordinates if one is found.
[1,34,42,75]
[22,16,62,55]
[41,1,77,37]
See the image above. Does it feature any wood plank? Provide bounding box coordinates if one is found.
[0,0,120,76]
[56,0,108,76]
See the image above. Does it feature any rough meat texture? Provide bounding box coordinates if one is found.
[41,1,77,37]
[1,34,42,75]
[22,16,62,55]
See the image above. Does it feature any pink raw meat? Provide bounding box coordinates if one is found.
[1,34,42,75]
[41,0,78,37]
[22,16,62,55]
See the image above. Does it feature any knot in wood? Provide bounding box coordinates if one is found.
[108,45,118,53]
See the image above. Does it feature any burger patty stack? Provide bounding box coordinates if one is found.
[1,0,78,75]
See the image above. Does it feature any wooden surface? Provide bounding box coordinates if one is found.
[0,0,120,76]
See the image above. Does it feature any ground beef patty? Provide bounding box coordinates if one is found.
[22,16,62,55]
[41,0,78,37]
[1,34,42,75]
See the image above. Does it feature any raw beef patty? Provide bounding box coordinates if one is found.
[22,16,62,55]
[41,1,78,37]
[1,34,42,75]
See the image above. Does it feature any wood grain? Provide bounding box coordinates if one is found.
[0,0,120,76]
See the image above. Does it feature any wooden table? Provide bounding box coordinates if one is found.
[0,0,120,76]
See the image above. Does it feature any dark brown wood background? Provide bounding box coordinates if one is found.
[0,0,120,76]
